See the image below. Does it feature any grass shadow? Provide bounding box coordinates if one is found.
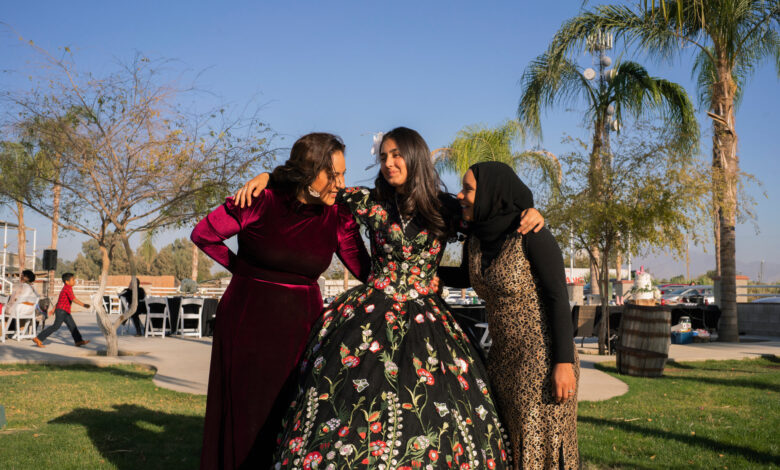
[579,416,780,466]
[665,360,767,374]
[658,373,780,393]
[595,360,780,393]
[49,404,202,470]
[0,362,154,381]
[761,354,780,364]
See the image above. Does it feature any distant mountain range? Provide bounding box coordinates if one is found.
[633,251,780,283]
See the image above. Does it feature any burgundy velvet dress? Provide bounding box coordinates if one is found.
[191,188,370,469]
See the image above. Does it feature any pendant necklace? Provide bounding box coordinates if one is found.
[395,194,412,232]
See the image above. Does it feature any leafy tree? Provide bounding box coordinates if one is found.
[16,110,82,296]
[546,0,779,342]
[0,141,42,271]
[137,233,157,275]
[547,123,709,353]
[1,44,275,355]
[150,238,213,281]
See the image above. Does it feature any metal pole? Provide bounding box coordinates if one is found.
[2,222,6,295]
[627,232,632,281]
[569,227,575,281]
[32,228,37,272]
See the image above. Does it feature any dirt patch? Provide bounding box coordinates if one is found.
[81,350,149,357]
[0,370,28,376]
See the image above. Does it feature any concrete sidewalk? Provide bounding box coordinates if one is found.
[576,335,780,401]
[2,311,779,402]
[0,311,212,395]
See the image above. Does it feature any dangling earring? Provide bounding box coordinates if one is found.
[307,186,321,198]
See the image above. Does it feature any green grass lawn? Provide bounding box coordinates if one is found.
[580,356,780,469]
[0,363,205,469]
[0,358,778,469]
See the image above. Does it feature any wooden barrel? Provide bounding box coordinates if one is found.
[616,304,671,377]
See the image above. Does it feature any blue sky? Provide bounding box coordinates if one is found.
[1,1,778,279]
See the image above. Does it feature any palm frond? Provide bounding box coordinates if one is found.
[436,121,523,176]
[517,53,597,140]
[515,149,563,187]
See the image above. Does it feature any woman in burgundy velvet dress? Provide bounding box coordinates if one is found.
[191,133,371,469]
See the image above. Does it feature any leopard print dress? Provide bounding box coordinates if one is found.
[468,232,580,470]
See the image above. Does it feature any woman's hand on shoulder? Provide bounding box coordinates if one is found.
[233,173,270,208]
[517,208,544,234]
[552,362,576,403]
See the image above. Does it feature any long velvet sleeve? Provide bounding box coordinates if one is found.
[191,192,267,272]
[437,240,472,289]
[336,202,371,283]
[523,228,575,364]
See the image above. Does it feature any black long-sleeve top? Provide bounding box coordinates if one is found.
[438,228,575,364]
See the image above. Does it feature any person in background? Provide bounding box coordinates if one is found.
[4,270,40,336]
[119,278,147,336]
[33,272,91,348]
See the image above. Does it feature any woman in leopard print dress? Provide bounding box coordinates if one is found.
[439,162,579,469]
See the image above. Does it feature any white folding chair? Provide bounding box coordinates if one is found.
[177,298,204,338]
[9,303,37,341]
[144,297,171,338]
[0,295,7,343]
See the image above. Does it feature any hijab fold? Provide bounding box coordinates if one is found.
[469,162,534,271]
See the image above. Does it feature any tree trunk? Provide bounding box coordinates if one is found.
[598,247,611,355]
[343,262,349,291]
[48,182,61,299]
[615,250,623,281]
[713,215,721,276]
[117,234,139,329]
[16,201,26,271]
[587,112,608,297]
[589,253,600,296]
[95,243,119,356]
[712,57,739,342]
[191,243,199,281]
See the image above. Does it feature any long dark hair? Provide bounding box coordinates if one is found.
[268,133,345,196]
[374,127,449,240]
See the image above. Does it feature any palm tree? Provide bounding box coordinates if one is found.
[518,50,699,299]
[543,0,779,342]
[433,120,563,184]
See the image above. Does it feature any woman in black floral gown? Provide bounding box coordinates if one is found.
[238,128,543,469]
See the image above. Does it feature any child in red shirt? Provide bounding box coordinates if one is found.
[34,273,90,347]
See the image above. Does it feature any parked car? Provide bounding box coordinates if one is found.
[658,283,688,295]
[751,296,780,303]
[661,286,714,305]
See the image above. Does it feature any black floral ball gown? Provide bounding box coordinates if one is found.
[273,187,510,470]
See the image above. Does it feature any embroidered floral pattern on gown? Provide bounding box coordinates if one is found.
[273,187,510,470]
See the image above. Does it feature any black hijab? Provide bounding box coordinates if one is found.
[469,162,534,271]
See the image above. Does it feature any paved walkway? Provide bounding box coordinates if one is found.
[2,311,779,401]
[576,335,780,401]
[0,311,211,395]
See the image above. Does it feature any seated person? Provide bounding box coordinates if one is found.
[5,270,41,335]
[119,278,147,336]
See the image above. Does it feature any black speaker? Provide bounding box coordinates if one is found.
[42,249,57,271]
